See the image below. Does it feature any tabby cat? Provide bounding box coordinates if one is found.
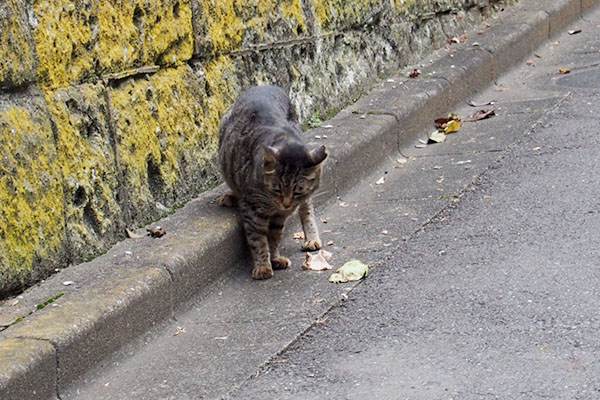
[218,85,327,280]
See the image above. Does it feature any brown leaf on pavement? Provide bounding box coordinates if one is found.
[408,68,420,78]
[147,226,166,238]
[559,68,571,74]
[434,115,460,130]
[465,109,495,122]
[125,228,146,239]
[467,99,495,107]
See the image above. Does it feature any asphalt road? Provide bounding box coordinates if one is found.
[231,13,600,400]
[68,8,600,400]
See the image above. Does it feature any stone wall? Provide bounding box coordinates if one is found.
[0,0,506,297]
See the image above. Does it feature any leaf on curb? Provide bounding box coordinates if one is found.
[559,68,571,74]
[568,29,582,35]
[428,130,446,143]
[409,68,421,78]
[444,120,461,134]
[467,99,495,107]
[125,228,146,239]
[329,260,369,283]
[465,109,495,122]
[147,226,166,238]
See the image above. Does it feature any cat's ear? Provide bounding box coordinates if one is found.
[308,145,328,166]
[263,146,279,175]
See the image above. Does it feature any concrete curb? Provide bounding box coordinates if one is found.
[0,0,597,398]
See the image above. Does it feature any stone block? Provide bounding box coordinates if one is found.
[107,64,226,225]
[192,0,309,56]
[310,0,387,31]
[44,84,125,263]
[0,92,67,297]
[0,0,37,89]
[31,0,194,87]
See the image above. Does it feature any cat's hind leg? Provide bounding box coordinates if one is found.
[299,200,322,251]
[219,191,238,207]
[268,216,291,270]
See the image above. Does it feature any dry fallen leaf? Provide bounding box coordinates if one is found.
[467,99,495,107]
[568,29,582,35]
[173,326,186,336]
[428,130,446,143]
[444,120,461,134]
[465,109,495,122]
[375,176,385,185]
[434,116,459,129]
[495,86,510,92]
[302,250,334,271]
[125,228,146,239]
[526,60,534,66]
[147,226,166,238]
[409,68,421,78]
[293,232,305,240]
[559,68,571,74]
[339,201,349,208]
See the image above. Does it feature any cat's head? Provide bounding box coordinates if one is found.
[262,143,327,211]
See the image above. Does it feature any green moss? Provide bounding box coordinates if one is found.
[36,293,64,310]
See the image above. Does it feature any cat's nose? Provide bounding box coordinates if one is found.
[281,196,293,208]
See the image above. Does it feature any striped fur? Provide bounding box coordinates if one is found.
[218,85,327,280]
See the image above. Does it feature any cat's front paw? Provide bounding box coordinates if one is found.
[302,239,322,251]
[271,256,291,270]
[252,265,274,280]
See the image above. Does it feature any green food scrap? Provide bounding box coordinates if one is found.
[329,260,369,283]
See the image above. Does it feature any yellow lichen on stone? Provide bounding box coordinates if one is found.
[32,0,95,87]
[97,0,194,73]
[310,0,382,29]
[0,104,65,292]
[197,0,306,54]
[198,0,247,54]
[0,0,36,88]
[202,56,240,135]
[281,0,308,34]
[144,0,194,65]
[96,1,143,74]
[108,64,226,221]
[44,84,123,258]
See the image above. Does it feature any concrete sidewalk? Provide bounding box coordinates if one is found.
[1,0,598,398]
